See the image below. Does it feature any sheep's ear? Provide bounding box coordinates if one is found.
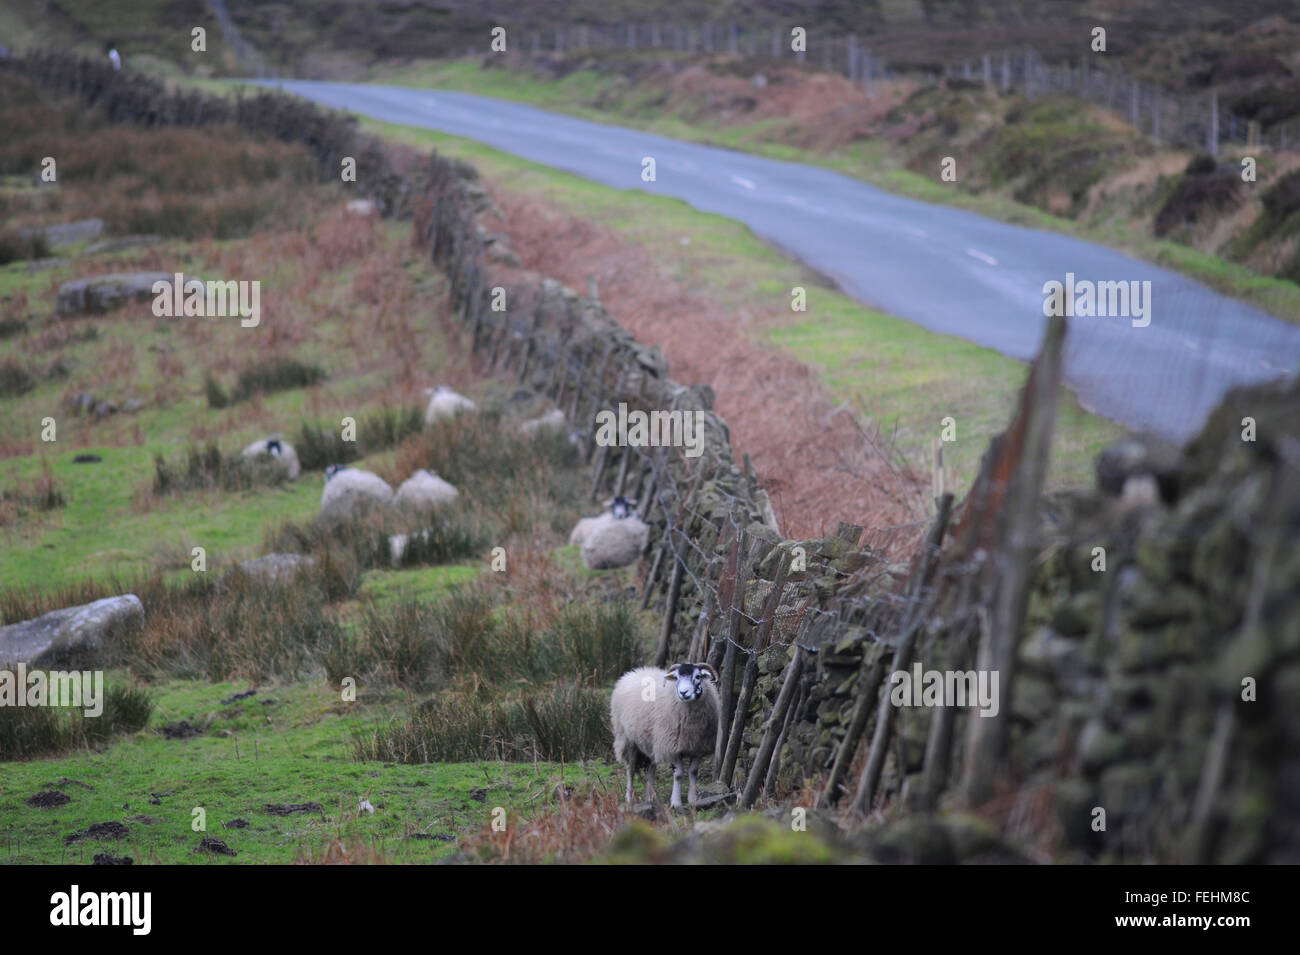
[601,497,614,507]
[664,666,678,680]
[698,664,719,684]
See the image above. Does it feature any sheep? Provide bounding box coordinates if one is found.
[395,469,459,511]
[610,662,721,809]
[318,465,394,525]
[424,385,476,424]
[570,496,647,569]
[519,408,567,437]
[240,436,301,480]
[568,496,639,548]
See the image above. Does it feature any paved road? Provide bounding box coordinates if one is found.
[267,80,1300,442]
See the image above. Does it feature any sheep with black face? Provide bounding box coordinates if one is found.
[610,662,720,809]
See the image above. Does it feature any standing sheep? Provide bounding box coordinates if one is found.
[424,385,476,424]
[318,465,394,525]
[611,663,721,809]
[240,436,301,480]
[395,469,459,511]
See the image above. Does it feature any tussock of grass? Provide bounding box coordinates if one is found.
[344,596,644,760]
[353,680,612,763]
[228,357,326,403]
[0,684,153,761]
[0,358,35,398]
[151,442,289,496]
[105,572,347,682]
[294,404,424,472]
[0,461,64,525]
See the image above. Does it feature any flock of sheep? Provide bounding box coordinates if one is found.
[239,385,721,808]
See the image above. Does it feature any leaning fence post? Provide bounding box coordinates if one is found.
[721,549,790,789]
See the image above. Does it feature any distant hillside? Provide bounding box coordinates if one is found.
[6,0,1300,98]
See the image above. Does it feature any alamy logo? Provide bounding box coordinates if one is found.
[50,885,151,935]
[151,272,260,327]
[889,663,1000,718]
[0,664,104,717]
[594,402,705,459]
[1042,272,1151,327]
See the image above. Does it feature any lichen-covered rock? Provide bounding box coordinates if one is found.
[56,272,174,315]
[0,595,143,667]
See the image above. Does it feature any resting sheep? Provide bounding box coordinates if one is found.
[519,408,566,437]
[318,465,394,525]
[240,436,301,480]
[610,663,721,809]
[395,469,459,511]
[569,496,647,569]
[424,386,476,424]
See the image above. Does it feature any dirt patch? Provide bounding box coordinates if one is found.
[26,790,71,808]
[92,853,134,865]
[161,720,201,739]
[220,689,256,705]
[65,820,130,843]
[481,191,925,539]
[195,835,237,856]
[263,802,324,816]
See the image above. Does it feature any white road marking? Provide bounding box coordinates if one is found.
[966,248,998,266]
[730,175,757,190]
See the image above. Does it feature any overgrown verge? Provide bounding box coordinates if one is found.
[0,683,153,760]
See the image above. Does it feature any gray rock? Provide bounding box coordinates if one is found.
[232,554,316,585]
[20,218,104,250]
[56,272,173,315]
[0,595,143,667]
[84,234,161,256]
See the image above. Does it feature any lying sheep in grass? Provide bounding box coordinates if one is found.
[240,436,301,480]
[611,662,721,809]
[319,465,394,525]
[569,497,647,569]
[395,469,459,511]
[424,385,476,424]
[519,408,566,437]
[568,497,637,547]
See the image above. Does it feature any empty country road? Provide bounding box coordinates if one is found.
[266,80,1300,442]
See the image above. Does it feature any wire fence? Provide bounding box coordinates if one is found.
[496,20,1296,155]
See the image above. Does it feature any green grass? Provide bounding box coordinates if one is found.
[352,114,1123,490]
[0,676,615,863]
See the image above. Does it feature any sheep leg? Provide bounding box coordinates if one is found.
[687,758,700,806]
[670,762,685,809]
[643,762,656,803]
[624,759,636,804]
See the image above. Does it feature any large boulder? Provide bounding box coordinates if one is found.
[231,553,316,586]
[56,272,174,315]
[0,595,143,667]
[19,217,104,250]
